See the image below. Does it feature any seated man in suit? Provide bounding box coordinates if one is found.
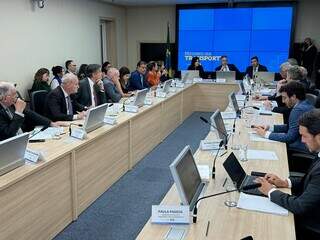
[45,73,87,121]
[215,55,241,79]
[255,109,320,240]
[65,60,77,75]
[103,67,122,103]
[245,56,268,79]
[0,82,64,141]
[76,64,106,108]
[128,61,150,91]
[254,81,314,151]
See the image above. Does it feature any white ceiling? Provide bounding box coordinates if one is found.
[101,0,294,7]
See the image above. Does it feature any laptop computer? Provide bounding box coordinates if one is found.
[216,71,236,82]
[162,79,173,93]
[131,88,149,107]
[253,72,275,85]
[83,103,108,133]
[170,145,206,211]
[223,152,264,196]
[228,92,240,114]
[0,133,29,176]
[181,70,199,81]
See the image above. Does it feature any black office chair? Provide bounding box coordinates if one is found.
[30,90,48,116]
[306,93,317,106]
[288,148,317,177]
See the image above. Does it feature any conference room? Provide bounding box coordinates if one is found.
[1,0,320,239]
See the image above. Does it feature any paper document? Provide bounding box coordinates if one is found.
[221,111,237,119]
[236,95,246,101]
[247,149,278,161]
[197,165,210,182]
[29,127,64,140]
[237,193,288,216]
[249,133,276,143]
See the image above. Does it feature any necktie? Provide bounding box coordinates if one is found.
[66,96,73,115]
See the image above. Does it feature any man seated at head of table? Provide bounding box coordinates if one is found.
[255,109,320,240]
[0,82,65,141]
[245,56,268,79]
[253,81,314,152]
[45,73,87,121]
[215,55,241,79]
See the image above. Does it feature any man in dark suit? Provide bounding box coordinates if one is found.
[255,109,320,240]
[215,55,241,79]
[76,64,106,108]
[0,82,62,141]
[45,73,86,121]
[301,38,317,78]
[254,81,314,152]
[245,56,268,79]
[128,61,150,91]
[65,60,77,75]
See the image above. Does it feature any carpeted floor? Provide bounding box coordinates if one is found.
[54,111,212,240]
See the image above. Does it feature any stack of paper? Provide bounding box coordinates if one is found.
[30,127,64,140]
[197,165,210,182]
[237,193,288,216]
[249,133,276,143]
[236,95,246,101]
[221,111,237,119]
[247,149,278,161]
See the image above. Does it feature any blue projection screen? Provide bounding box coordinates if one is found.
[178,7,294,72]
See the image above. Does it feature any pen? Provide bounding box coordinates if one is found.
[222,177,227,188]
[220,151,227,157]
[205,220,210,237]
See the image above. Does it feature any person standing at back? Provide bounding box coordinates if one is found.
[65,60,77,75]
[76,64,106,108]
[128,61,150,91]
[301,38,317,78]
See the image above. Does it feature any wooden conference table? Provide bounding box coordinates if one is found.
[137,88,296,239]
[0,82,240,240]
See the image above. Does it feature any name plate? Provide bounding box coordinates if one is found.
[24,148,44,163]
[175,82,185,88]
[193,77,203,83]
[71,128,87,140]
[124,105,139,113]
[156,91,167,98]
[144,98,153,105]
[216,78,226,83]
[104,115,117,125]
[151,205,190,224]
[200,140,221,150]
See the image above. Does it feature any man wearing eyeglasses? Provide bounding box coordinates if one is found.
[0,82,64,141]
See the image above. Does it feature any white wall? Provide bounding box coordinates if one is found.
[0,0,127,96]
[126,6,176,70]
[125,1,320,70]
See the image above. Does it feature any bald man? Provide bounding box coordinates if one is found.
[0,82,63,141]
[45,73,87,121]
[103,67,124,103]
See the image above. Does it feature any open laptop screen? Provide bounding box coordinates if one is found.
[223,152,246,189]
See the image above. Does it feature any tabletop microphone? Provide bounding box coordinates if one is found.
[69,123,83,136]
[192,183,261,223]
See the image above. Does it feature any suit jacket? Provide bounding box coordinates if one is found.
[269,100,314,151]
[103,78,122,103]
[215,64,241,79]
[45,86,85,121]
[0,104,51,141]
[76,78,106,107]
[128,70,150,91]
[271,157,320,234]
[245,64,268,79]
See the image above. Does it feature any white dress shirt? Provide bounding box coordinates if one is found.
[61,86,78,120]
[220,65,230,72]
[88,78,96,107]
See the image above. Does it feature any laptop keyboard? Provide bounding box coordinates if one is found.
[242,175,265,196]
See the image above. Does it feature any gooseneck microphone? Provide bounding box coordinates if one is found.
[69,123,83,136]
[192,183,262,223]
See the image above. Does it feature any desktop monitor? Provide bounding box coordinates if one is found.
[210,109,228,144]
[228,92,240,113]
[0,133,29,176]
[216,71,236,82]
[132,88,149,107]
[83,103,108,133]
[170,145,205,211]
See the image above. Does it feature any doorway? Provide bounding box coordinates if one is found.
[100,18,117,66]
